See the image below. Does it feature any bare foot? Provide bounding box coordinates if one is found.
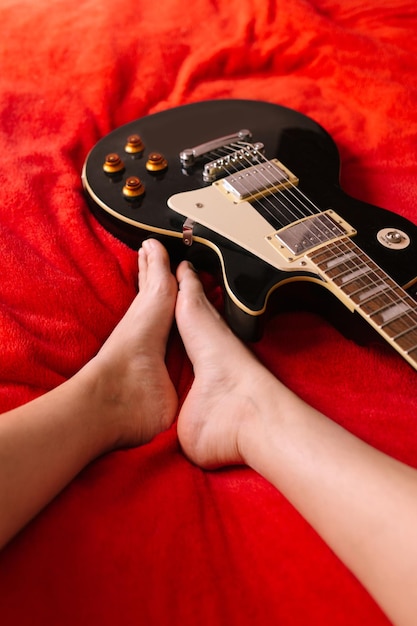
[86,238,178,449]
[175,261,278,469]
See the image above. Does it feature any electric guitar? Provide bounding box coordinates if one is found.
[82,99,417,370]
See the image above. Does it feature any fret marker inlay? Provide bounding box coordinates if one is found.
[326,252,356,269]
[306,236,417,371]
[380,302,410,324]
[341,267,368,284]
[358,283,386,301]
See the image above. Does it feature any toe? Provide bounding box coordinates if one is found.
[139,239,176,297]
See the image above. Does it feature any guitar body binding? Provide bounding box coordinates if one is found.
[82,99,417,349]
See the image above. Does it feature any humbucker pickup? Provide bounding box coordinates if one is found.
[267,210,357,260]
[217,158,299,202]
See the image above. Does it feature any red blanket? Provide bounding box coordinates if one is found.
[1,1,416,624]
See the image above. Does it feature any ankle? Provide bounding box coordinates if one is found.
[236,368,284,469]
[74,358,126,454]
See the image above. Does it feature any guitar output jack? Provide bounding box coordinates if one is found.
[377,228,410,250]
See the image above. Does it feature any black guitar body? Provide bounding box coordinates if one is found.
[83,100,417,342]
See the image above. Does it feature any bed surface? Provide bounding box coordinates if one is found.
[1,1,417,624]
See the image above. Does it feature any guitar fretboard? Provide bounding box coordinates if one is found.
[307,237,417,370]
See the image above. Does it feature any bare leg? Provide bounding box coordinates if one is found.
[91,237,178,447]
[0,239,178,548]
[176,260,417,626]
[175,260,283,469]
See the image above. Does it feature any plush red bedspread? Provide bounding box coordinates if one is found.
[1,1,417,624]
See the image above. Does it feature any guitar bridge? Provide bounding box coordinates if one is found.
[202,143,265,182]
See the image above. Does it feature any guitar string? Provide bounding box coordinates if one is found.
[230,146,417,347]
[209,142,366,255]
[209,143,367,262]
[206,144,417,349]
[211,143,317,226]
[224,144,417,343]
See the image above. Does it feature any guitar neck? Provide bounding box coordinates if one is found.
[307,238,417,370]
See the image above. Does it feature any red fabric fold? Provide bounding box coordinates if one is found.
[1,1,417,623]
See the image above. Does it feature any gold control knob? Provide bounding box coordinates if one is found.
[146,152,168,172]
[125,134,145,154]
[103,153,125,174]
[122,176,145,199]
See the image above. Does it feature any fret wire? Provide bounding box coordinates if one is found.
[311,240,408,315]
[392,332,417,354]
[356,285,407,310]
[394,326,417,352]
[352,282,387,302]
[362,295,406,317]
[209,153,382,322]
[378,303,415,328]
[307,239,417,350]
[394,334,417,355]
[328,264,379,285]
[385,311,417,331]
[393,322,417,341]
[407,343,417,356]
[311,242,390,300]
[205,146,417,358]
[388,330,417,355]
